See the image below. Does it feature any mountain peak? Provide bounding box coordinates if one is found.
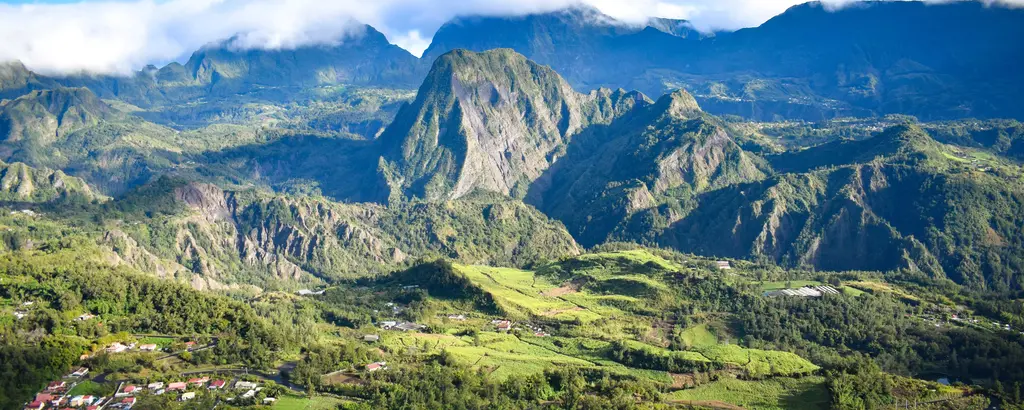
[656,89,702,118]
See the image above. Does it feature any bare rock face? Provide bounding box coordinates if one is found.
[378,49,639,202]
[174,182,232,223]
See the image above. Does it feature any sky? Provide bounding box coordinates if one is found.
[0,0,1020,74]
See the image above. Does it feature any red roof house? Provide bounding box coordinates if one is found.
[209,380,226,389]
[167,382,187,391]
[24,401,44,410]
[46,381,67,391]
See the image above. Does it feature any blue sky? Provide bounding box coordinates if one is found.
[1,0,1021,74]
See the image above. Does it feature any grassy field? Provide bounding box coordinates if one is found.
[576,250,683,272]
[273,394,349,410]
[380,331,593,380]
[138,336,175,348]
[680,324,718,348]
[667,376,830,410]
[68,380,109,397]
[846,281,919,301]
[695,344,819,378]
[454,264,608,322]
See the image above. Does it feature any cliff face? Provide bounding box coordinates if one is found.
[378,49,641,202]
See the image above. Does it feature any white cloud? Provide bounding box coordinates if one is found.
[0,0,1021,74]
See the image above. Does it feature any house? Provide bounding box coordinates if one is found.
[137,344,158,352]
[402,285,420,290]
[13,311,26,320]
[148,382,164,390]
[395,322,424,332]
[180,392,196,401]
[184,341,197,350]
[493,320,512,332]
[241,389,257,399]
[69,396,87,407]
[363,334,380,343]
[122,397,137,406]
[167,382,187,391]
[50,396,66,407]
[446,314,466,321]
[379,321,398,329]
[715,261,732,270]
[68,395,95,407]
[235,381,258,390]
[123,385,140,395]
[86,406,99,410]
[34,393,54,403]
[188,377,209,386]
[106,342,129,353]
[209,380,226,389]
[24,401,44,410]
[46,381,67,391]
[264,397,277,404]
[366,361,388,372]
[76,313,96,321]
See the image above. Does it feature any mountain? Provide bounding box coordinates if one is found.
[0,62,57,100]
[421,6,695,97]
[177,25,424,93]
[43,25,426,111]
[0,160,97,202]
[100,178,580,288]
[659,124,1024,291]
[377,48,641,202]
[423,2,1024,121]
[0,87,190,193]
[528,89,769,246]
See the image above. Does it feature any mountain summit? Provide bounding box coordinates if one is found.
[377,48,641,202]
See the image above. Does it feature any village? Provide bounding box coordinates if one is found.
[23,367,279,410]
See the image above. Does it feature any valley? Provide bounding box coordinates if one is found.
[2,1,1024,409]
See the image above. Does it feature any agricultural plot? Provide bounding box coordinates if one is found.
[453,264,609,322]
[680,324,718,348]
[380,331,592,380]
[274,394,350,410]
[574,250,684,272]
[694,344,819,378]
[667,376,830,410]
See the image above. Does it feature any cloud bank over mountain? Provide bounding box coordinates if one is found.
[1,0,1021,74]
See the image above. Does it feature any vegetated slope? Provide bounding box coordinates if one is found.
[0,217,283,409]
[106,179,579,288]
[0,160,97,202]
[528,89,769,246]
[659,124,1024,291]
[377,48,642,202]
[0,87,187,193]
